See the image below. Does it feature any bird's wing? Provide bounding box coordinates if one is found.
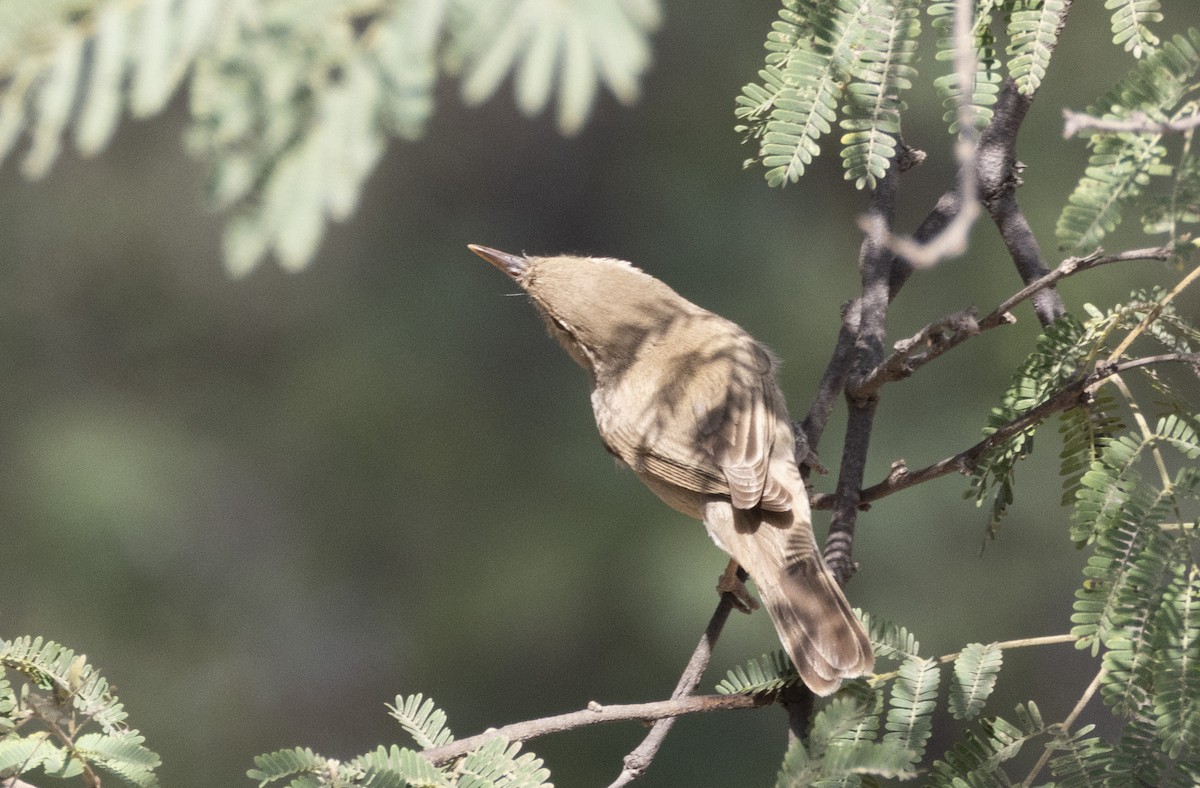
[628,336,793,511]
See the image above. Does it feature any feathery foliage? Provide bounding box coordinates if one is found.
[971,283,1200,538]
[838,0,920,190]
[1056,28,1200,251]
[715,649,799,695]
[1107,0,1163,58]
[930,702,1047,786]
[928,1,1002,133]
[857,608,921,662]
[1007,0,1064,97]
[0,0,660,274]
[0,637,161,787]
[967,315,1090,535]
[452,0,659,136]
[250,693,550,788]
[736,0,921,189]
[387,693,454,750]
[948,642,1003,721]
[882,655,940,763]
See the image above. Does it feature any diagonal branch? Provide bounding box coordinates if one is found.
[980,246,1172,330]
[420,692,770,767]
[811,352,1200,510]
[852,245,1173,396]
[977,78,1064,325]
[606,571,746,787]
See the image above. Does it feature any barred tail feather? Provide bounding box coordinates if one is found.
[707,501,874,696]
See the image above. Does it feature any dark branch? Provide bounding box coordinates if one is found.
[811,352,1200,509]
[824,165,899,585]
[856,245,1172,394]
[854,308,984,396]
[977,79,1064,326]
[981,246,1173,329]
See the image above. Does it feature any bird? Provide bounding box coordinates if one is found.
[470,244,873,695]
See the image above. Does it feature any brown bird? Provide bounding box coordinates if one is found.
[470,244,873,695]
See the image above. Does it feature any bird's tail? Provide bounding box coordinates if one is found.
[718,506,875,696]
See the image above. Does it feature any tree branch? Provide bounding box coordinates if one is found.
[824,163,899,585]
[852,244,1173,396]
[421,693,770,767]
[978,78,1064,325]
[878,0,982,270]
[1063,109,1200,138]
[811,352,1200,509]
[606,572,745,787]
[980,246,1173,330]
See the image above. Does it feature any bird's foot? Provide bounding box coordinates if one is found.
[717,561,759,614]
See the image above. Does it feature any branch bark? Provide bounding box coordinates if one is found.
[606,571,746,787]
[1063,109,1200,137]
[421,693,770,767]
[811,352,1200,510]
[823,164,899,585]
[978,78,1064,326]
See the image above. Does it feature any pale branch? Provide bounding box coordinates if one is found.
[870,633,1077,684]
[880,0,983,270]
[1063,109,1200,138]
[420,693,770,767]
[1019,666,1107,787]
[606,570,745,787]
[811,352,1200,510]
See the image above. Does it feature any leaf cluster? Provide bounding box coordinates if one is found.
[1057,27,1200,252]
[0,0,661,274]
[0,636,162,787]
[735,0,1080,190]
[957,283,1200,782]
[717,613,1082,785]
[735,0,921,190]
[968,285,1198,537]
[249,693,551,788]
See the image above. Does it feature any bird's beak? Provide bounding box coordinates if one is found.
[468,244,528,279]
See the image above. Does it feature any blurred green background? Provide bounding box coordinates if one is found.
[1,3,1197,786]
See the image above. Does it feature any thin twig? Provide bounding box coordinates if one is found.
[1019,666,1107,787]
[981,246,1172,330]
[420,693,769,767]
[607,575,744,787]
[869,634,1076,684]
[1063,109,1200,138]
[1108,374,1173,488]
[1106,262,1200,361]
[857,245,1172,392]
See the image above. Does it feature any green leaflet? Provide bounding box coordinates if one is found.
[737,0,921,189]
